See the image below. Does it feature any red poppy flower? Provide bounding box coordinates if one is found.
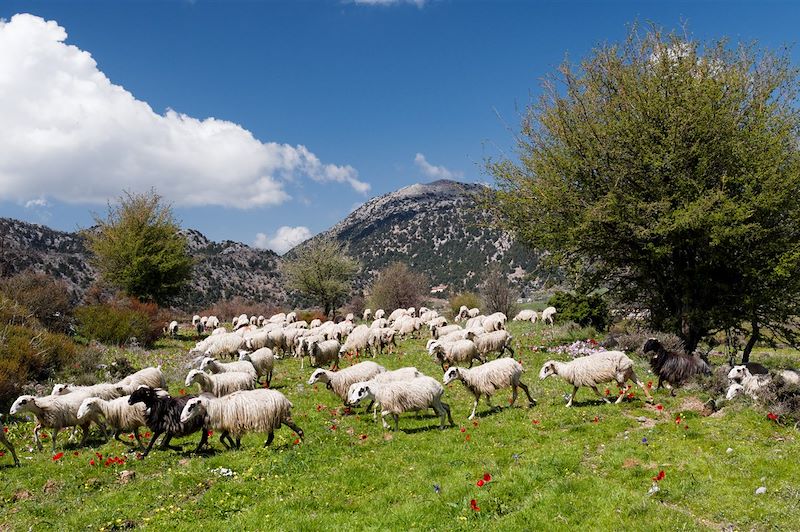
[675,415,682,424]
[129,434,135,440]
[89,459,95,466]
[470,499,480,511]
[483,473,492,482]
[460,427,466,433]
[96,452,103,459]
[647,381,653,388]
[2,427,7,433]
[73,451,80,457]
[330,425,337,431]
[652,470,665,482]
[767,412,778,421]
[627,393,635,399]
[207,430,214,437]
[52,452,64,461]
[618,389,624,395]
[465,435,471,442]
[656,404,663,411]
[604,388,610,396]
[532,419,540,425]
[592,416,599,423]
[179,389,186,395]
[0,451,4,457]
[144,432,151,438]
[316,404,324,412]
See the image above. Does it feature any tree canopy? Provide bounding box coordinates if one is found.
[85,190,193,306]
[488,26,800,357]
[369,262,429,312]
[281,237,359,317]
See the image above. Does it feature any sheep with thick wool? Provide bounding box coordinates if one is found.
[727,366,773,400]
[346,376,454,431]
[180,389,303,449]
[539,351,653,407]
[339,324,371,357]
[541,306,557,325]
[185,369,255,397]
[346,367,423,419]
[430,339,484,370]
[240,348,275,386]
[77,396,148,448]
[443,358,536,419]
[307,361,386,403]
[374,309,385,320]
[10,392,93,452]
[481,312,507,333]
[471,330,515,358]
[310,339,342,369]
[165,320,179,337]
[201,333,248,360]
[368,327,396,356]
[114,366,167,395]
[128,386,208,457]
[200,357,258,381]
[643,338,710,395]
[363,308,372,321]
[431,324,462,339]
[51,382,120,400]
[513,310,537,321]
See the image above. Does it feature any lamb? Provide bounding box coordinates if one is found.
[443,358,536,419]
[240,348,275,386]
[128,386,208,457]
[471,330,515,358]
[77,396,148,448]
[538,351,653,407]
[310,339,342,369]
[307,361,386,403]
[431,340,484,370]
[513,310,537,321]
[1,420,19,466]
[115,366,167,395]
[374,309,385,320]
[346,376,454,431]
[541,306,557,325]
[643,338,710,395]
[51,382,120,400]
[200,357,258,381]
[339,324,371,357]
[363,309,372,321]
[10,392,93,452]
[727,366,773,400]
[185,369,255,397]
[164,320,179,337]
[180,389,303,449]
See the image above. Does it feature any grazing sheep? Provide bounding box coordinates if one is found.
[1,420,19,466]
[200,357,258,381]
[206,316,220,329]
[196,321,204,335]
[345,313,355,322]
[192,315,201,326]
[180,389,303,449]
[643,338,710,395]
[77,396,148,448]
[51,382,120,400]
[482,312,507,333]
[465,315,486,329]
[269,312,287,324]
[471,330,515,359]
[339,324,371,357]
[513,310,537,321]
[370,318,388,329]
[347,376,454,431]
[211,327,227,335]
[393,316,421,338]
[286,312,297,324]
[307,361,386,403]
[202,333,248,359]
[115,366,167,395]
[541,306,557,325]
[185,369,255,397]
[164,320,179,337]
[10,393,93,452]
[250,315,258,326]
[240,348,275,386]
[539,351,653,407]
[374,309,385,320]
[286,320,309,329]
[345,367,424,419]
[257,315,266,326]
[233,314,249,330]
[387,308,409,324]
[363,309,372,321]
[310,318,323,329]
[427,316,447,330]
[368,327,397,356]
[128,386,208,457]
[431,340,484,370]
[310,339,342,369]
[443,358,536,419]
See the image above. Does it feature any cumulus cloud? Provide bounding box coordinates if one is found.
[414,153,462,180]
[24,198,49,208]
[353,0,427,6]
[254,225,312,255]
[0,14,369,209]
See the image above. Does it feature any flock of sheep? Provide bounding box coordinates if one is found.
[2,303,795,468]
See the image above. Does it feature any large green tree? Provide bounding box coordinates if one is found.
[488,26,800,358]
[85,190,193,306]
[281,237,359,317]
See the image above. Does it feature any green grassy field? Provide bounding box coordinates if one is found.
[1,322,798,531]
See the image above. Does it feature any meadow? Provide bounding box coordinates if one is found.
[1,321,798,531]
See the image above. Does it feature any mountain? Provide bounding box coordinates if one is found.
[308,179,545,295]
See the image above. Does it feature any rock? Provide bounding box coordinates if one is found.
[42,479,60,494]
[726,447,733,454]
[636,416,648,423]
[755,486,767,495]
[12,490,32,501]
[119,470,136,484]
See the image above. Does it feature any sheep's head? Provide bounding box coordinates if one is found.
[347,383,374,406]
[185,370,202,387]
[77,398,99,420]
[539,361,558,380]
[727,365,750,382]
[726,383,745,401]
[10,395,36,415]
[51,383,70,395]
[308,369,329,385]
[200,357,216,371]
[128,385,155,406]
[442,367,461,386]
[642,338,662,355]
[239,352,252,362]
[180,397,206,423]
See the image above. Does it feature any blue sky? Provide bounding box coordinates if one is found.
[1,1,798,253]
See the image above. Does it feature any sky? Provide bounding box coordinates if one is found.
[0,1,798,254]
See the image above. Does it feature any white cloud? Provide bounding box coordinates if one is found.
[254,225,312,255]
[414,153,462,180]
[353,0,427,6]
[24,198,49,208]
[0,14,369,210]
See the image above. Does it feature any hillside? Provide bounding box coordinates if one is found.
[311,179,546,294]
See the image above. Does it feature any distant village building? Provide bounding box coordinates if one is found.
[430,284,447,294]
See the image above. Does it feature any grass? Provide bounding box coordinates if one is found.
[1,322,798,531]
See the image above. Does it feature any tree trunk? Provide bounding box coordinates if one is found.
[742,319,759,364]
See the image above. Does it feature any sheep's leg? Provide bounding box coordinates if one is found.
[51,428,59,453]
[518,380,537,407]
[591,385,610,404]
[380,411,391,430]
[158,434,173,450]
[506,344,515,358]
[219,432,231,449]
[114,430,125,445]
[468,395,480,420]
[264,431,274,447]
[372,402,378,421]
[442,401,454,427]
[142,430,162,457]
[33,424,43,451]
[282,418,304,441]
[133,429,143,449]
[566,386,578,407]
[629,369,653,403]
[193,430,209,453]
[267,370,273,388]
[0,432,19,466]
[393,413,399,432]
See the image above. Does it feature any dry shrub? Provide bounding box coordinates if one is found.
[297,310,328,324]
[0,271,74,333]
[200,297,281,323]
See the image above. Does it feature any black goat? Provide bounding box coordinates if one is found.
[128,386,208,457]
[643,338,711,395]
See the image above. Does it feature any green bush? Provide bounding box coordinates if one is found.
[448,292,481,319]
[547,291,610,330]
[75,304,154,346]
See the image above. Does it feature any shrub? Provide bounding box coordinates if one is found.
[296,310,328,324]
[368,263,428,314]
[200,297,280,324]
[0,271,74,333]
[74,297,168,347]
[480,266,518,318]
[547,291,610,330]
[448,292,481,319]
[542,322,599,347]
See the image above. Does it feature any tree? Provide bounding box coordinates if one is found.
[84,190,193,306]
[488,25,800,358]
[369,262,428,312]
[281,237,359,317]
[480,266,518,318]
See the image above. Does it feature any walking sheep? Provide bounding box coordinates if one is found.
[443,358,536,419]
[127,386,208,457]
[541,306,557,325]
[200,357,258,381]
[115,366,168,395]
[77,396,148,448]
[471,330,515,358]
[538,351,653,407]
[10,393,93,452]
[430,340,484,370]
[240,348,275,386]
[307,361,386,403]
[185,369,255,397]
[180,389,303,449]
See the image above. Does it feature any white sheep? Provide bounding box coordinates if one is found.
[513,310,537,321]
[431,324,462,339]
[541,306,557,325]
[202,332,248,359]
[164,320,179,337]
[180,389,303,449]
[374,309,386,320]
[482,312,507,332]
[368,327,396,356]
[310,339,342,369]
[363,308,372,321]
[51,382,120,400]
[393,315,421,338]
[467,308,480,318]
[310,318,323,328]
[115,366,167,395]
[10,393,93,452]
[370,318,388,329]
[727,366,772,400]
[249,315,258,325]
[443,358,535,419]
[725,382,745,401]
[427,316,447,330]
[465,315,486,329]
[345,313,355,322]
[339,324,371,357]
[185,369,255,397]
[431,339,484,369]
[307,361,386,403]
[240,348,275,386]
[345,367,423,419]
[539,350,653,407]
[192,315,201,326]
[346,376,454,431]
[206,316,220,329]
[200,357,258,380]
[269,312,287,324]
[77,396,148,447]
[471,330,515,358]
[233,314,249,330]
[286,311,297,323]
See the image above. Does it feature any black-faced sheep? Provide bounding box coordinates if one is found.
[643,338,710,395]
[127,386,208,457]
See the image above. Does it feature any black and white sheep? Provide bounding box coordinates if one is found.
[77,396,148,448]
[127,386,208,457]
[443,358,536,419]
[185,369,255,397]
[181,389,303,449]
[642,338,710,395]
[307,361,386,403]
[539,351,653,407]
